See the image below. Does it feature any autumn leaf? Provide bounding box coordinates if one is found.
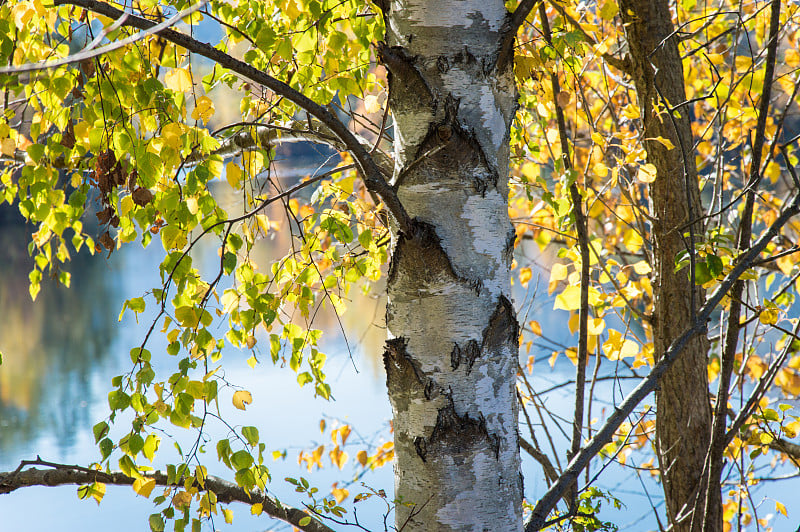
[232,390,253,410]
[164,68,193,92]
[636,163,657,183]
[363,94,381,114]
[226,162,242,189]
[132,477,156,498]
[331,483,349,503]
[519,267,532,287]
[356,450,368,467]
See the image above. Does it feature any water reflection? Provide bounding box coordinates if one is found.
[0,208,118,455]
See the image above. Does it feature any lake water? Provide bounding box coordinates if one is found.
[1,190,799,531]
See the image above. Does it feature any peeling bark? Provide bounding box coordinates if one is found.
[380,1,522,529]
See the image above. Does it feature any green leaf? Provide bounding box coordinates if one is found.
[108,390,131,411]
[149,514,165,532]
[706,254,723,278]
[693,261,711,285]
[93,422,109,443]
[143,434,160,462]
[231,450,254,471]
[241,426,259,447]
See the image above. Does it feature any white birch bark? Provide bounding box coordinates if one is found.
[380,2,522,529]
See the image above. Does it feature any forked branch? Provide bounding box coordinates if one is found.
[53,0,411,233]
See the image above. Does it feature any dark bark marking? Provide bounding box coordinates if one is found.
[482,295,519,355]
[377,41,435,113]
[383,336,442,403]
[399,97,498,196]
[503,227,517,264]
[425,403,501,460]
[414,436,428,462]
[436,55,450,74]
[450,340,481,372]
[453,46,477,66]
[383,337,421,393]
[387,219,482,294]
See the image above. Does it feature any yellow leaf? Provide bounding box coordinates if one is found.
[765,160,781,184]
[251,502,263,515]
[133,477,156,498]
[514,54,541,80]
[623,104,640,119]
[786,48,800,68]
[191,95,215,122]
[593,162,609,178]
[1,138,16,156]
[164,68,193,92]
[246,355,258,368]
[363,94,381,114]
[646,136,675,150]
[356,450,368,467]
[331,484,349,503]
[568,313,579,335]
[222,508,234,524]
[185,197,199,215]
[554,285,581,311]
[550,263,569,282]
[759,308,779,325]
[632,260,652,275]
[232,390,252,410]
[536,102,550,117]
[519,267,532,287]
[529,320,542,336]
[776,501,787,517]
[242,150,264,175]
[637,163,657,183]
[598,0,618,20]
[162,122,183,150]
[12,2,35,29]
[587,317,605,335]
[226,162,242,189]
[620,339,639,358]
[623,229,644,253]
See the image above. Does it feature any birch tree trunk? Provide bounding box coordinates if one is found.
[619,1,720,530]
[379,2,523,529]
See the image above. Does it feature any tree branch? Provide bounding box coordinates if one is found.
[524,191,800,531]
[538,2,589,510]
[701,1,782,527]
[496,0,541,70]
[54,0,411,233]
[0,459,334,532]
[190,120,393,177]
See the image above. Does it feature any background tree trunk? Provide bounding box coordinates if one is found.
[379,2,523,529]
[618,1,721,530]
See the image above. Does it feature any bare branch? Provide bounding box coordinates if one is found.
[0,459,334,532]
